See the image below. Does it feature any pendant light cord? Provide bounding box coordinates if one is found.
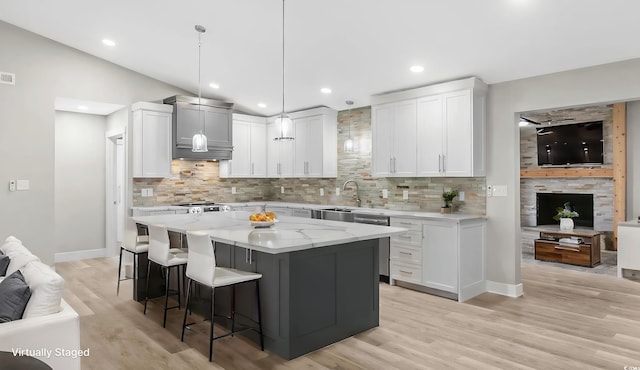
[198,27,203,135]
[281,0,286,125]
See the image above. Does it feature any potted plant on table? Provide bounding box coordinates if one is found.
[441,189,459,214]
[553,202,579,231]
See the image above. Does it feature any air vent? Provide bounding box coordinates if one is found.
[0,72,15,85]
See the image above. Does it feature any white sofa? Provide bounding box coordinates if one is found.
[0,236,81,370]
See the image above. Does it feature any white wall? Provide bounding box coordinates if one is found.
[627,101,640,219]
[487,58,640,292]
[0,20,188,264]
[54,111,106,254]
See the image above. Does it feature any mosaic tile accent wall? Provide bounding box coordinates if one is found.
[519,105,614,232]
[133,106,486,214]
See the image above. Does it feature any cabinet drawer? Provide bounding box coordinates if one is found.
[390,245,422,264]
[391,218,422,232]
[390,261,422,285]
[391,231,422,247]
[534,240,591,266]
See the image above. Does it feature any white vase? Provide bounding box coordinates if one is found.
[560,218,574,231]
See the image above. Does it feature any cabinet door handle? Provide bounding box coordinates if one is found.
[229,161,233,175]
[251,163,255,175]
[245,248,249,263]
[399,251,412,256]
[438,154,442,172]
[390,158,393,173]
[399,270,413,276]
[393,157,397,173]
[442,154,446,173]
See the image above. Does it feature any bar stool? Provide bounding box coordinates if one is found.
[181,231,264,362]
[117,218,149,296]
[144,224,188,328]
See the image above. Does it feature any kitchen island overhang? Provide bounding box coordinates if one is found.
[131,212,407,359]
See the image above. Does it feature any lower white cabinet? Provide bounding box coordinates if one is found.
[132,102,173,178]
[390,216,486,302]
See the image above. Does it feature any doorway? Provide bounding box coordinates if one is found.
[106,129,126,257]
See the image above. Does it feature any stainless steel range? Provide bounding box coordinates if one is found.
[176,202,222,213]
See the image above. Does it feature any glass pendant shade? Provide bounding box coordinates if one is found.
[192,132,208,152]
[343,137,354,153]
[274,114,293,141]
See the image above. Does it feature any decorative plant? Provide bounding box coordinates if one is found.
[442,189,459,208]
[553,202,579,220]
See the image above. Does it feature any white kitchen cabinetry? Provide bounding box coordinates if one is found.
[372,77,487,178]
[220,114,267,178]
[389,216,486,302]
[372,100,417,177]
[292,108,338,177]
[132,102,173,178]
[267,120,294,178]
[268,107,337,178]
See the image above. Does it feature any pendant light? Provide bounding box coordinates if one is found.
[192,24,208,152]
[343,100,354,153]
[274,0,294,141]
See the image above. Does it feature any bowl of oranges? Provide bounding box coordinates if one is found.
[249,211,277,228]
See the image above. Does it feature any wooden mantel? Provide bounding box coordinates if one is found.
[520,167,613,178]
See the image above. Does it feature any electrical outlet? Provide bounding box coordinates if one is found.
[382,189,388,199]
[486,185,493,197]
[231,186,237,194]
[493,185,508,197]
[281,186,285,194]
[336,188,340,196]
[16,180,29,191]
[8,180,16,192]
[458,191,465,201]
[320,188,324,196]
[402,190,409,200]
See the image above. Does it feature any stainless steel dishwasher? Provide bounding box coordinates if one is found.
[353,213,390,283]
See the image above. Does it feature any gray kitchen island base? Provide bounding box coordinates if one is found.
[186,238,380,360]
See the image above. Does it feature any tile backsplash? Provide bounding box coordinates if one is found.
[133,106,486,214]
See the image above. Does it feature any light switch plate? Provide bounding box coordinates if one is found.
[16,179,29,191]
[281,186,285,194]
[493,185,508,197]
[320,188,324,196]
[486,185,493,197]
[335,188,340,196]
[382,189,388,199]
[402,190,409,200]
[231,187,237,194]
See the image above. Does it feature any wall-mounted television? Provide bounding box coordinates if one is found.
[537,121,604,166]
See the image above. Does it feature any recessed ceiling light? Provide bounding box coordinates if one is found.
[320,87,332,94]
[257,102,267,108]
[102,39,116,47]
[410,65,424,73]
[77,105,89,111]
[209,82,220,89]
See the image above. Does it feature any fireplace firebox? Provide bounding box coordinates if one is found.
[536,193,594,228]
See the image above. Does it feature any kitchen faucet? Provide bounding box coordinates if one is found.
[342,179,361,207]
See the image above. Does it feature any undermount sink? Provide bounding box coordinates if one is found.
[322,207,352,212]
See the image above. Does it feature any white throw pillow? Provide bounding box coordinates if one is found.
[20,261,64,318]
[5,252,39,277]
[0,236,30,256]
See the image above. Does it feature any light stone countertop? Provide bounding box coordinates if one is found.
[132,211,407,254]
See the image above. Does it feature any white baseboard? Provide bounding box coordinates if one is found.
[54,248,107,263]
[485,280,523,298]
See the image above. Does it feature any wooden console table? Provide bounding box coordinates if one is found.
[534,228,601,267]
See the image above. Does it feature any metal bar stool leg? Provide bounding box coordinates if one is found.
[181,278,192,342]
[177,265,182,309]
[117,246,124,296]
[209,287,215,362]
[256,280,264,351]
[163,266,170,328]
[144,260,152,315]
[231,285,236,337]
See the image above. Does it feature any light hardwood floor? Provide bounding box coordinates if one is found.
[55,258,640,370]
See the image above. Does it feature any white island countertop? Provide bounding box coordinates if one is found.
[132,212,407,254]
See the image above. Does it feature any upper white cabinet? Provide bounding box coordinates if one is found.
[372,77,487,178]
[132,102,173,178]
[220,114,267,178]
[268,107,337,178]
[292,108,338,178]
[372,100,417,177]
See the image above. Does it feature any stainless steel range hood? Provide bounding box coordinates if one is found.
[163,95,234,160]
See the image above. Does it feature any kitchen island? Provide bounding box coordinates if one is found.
[132,212,406,360]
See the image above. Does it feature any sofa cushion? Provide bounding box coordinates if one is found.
[0,270,31,323]
[0,255,9,276]
[20,261,64,318]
